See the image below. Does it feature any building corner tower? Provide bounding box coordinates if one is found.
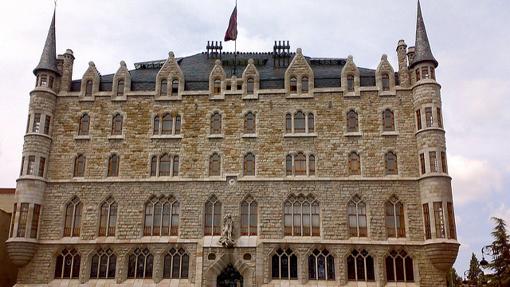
[410,0,459,283]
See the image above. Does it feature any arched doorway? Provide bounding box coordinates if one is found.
[217,264,243,287]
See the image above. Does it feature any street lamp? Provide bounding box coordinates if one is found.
[480,246,490,267]
[462,270,470,285]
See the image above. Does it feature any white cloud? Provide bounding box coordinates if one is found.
[449,155,504,205]
[491,204,510,225]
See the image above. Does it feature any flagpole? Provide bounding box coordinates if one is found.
[234,0,238,76]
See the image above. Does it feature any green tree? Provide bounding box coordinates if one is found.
[483,217,510,286]
[468,253,483,285]
[447,267,462,287]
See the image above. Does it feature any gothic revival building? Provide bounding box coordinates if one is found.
[6,1,459,286]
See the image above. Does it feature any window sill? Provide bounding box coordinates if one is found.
[344,132,362,137]
[381,131,399,136]
[79,97,95,102]
[242,94,258,100]
[74,135,91,140]
[419,173,451,180]
[284,133,317,138]
[151,135,182,140]
[242,134,257,138]
[209,94,225,100]
[107,135,125,140]
[208,134,224,139]
[155,95,182,101]
[379,91,396,97]
[286,93,314,99]
[25,132,52,141]
[111,96,127,102]
[343,91,360,98]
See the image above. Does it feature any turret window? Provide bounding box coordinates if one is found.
[90,248,116,279]
[108,154,120,177]
[85,80,93,97]
[385,151,398,175]
[420,153,426,175]
[116,80,125,97]
[54,249,80,279]
[447,202,457,239]
[284,194,320,236]
[437,108,443,128]
[309,249,335,281]
[27,155,36,175]
[385,196,405,238]
[79,113,90,136]
[44,115,51,135]
[348,152,361,175]
[26,114,31,133]
[240,196,257,236]
[415,68,421,81]
[40,75,48,87]
[416,110,422,130]
[30,204,41,239]
[243,152,255,176]
[382,109,395,131]
[204,195,221,235]
[382,73,390,91]
[430,67,436,80]
[32,113,41,133]
[429,151,438,172]
[128,248,153,279]
[385,250,414,282]
[423,203,431,239]
[9,204,16,237]
[347,110,359,132]
[74,154,86,177]
[433,202,446,238]
[209,153,221,176]
[144,196,180,236]
[441,152,448,173]
[272,248,298,280]
[48,76,54,89]
[111,113,123,135]
[16,203,29,237]
[38,157,46,177]
[160,79,168,97]
[348,195,367,237]
[98,196,117,237]
[421,67,430,79]
[163,248,189,279]
[20,156,25,176]
[171,79,179,96]
[210,112,222,135]
[347,249,375,282]
[425,107,433,127]
[64,197,82,237]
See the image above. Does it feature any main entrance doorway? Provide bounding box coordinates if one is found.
[217,264,243,287]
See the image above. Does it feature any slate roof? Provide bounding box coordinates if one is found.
[410,0,438,68]
[71,52,380,92]
[34,10,60,75]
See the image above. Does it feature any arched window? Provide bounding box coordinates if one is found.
[243,153,255,176]
[162,113,173,135]
[111,113,123,136]
[247,78,254,94]
[204,195,221,235]
[347,75,355,92]
[386,196,405,238]
[348,152,361,175]
[144,196,180,236]
[150,156,157,176]
[382,73,390,91]
[244,112,256,134]
[385,250,414,282]
[78,113,90,136]
[85,80,93,97]
[210,112,222,135]
[64,197,82,237]
[153,115,160,134]
[108,154,120,177]
[308,154,315,176]
[302,76,309,93]
[385,151,398,175]
[159,154,171,176]
[164,248,189,279]
[347,110,359,132]
[309,249,335,281]
[290,77,297,93]
[272,248,298,280]
[160,79,168,97]
[127,248,153,279]
[74,154,86,177]
[209,153,221,176]
[171,79,179,96]
[240,196,257,236]
[213,79,221,95]
[173,156,179,176]
[383,109,395,131]
[284,194,320,236]
[286,153,315,176]
[54,248,80,279]
[347,249,375,281]
[285,113,292,133]
[116,79,124,98]
[294,111,306,133]
[307,113,314,133]
[98,196,117,237]
[286,154,293,176]
[175,115,181,135]
[90,248,116,279]
[294,152,306,176]
[348,195,367,237]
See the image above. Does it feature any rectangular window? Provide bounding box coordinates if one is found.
[422,67,430,79]
[423,203,431,239]
[441,152,448,173]
[431,67,436,80]
[415,69,420,81]
[416,110,422,130]
[38,157,46,177]
[447,202,457,239]
[32,113,41,133]
[420,153,426,175]
[20,156,25,176]
[48,76,54,89]
[10,203,16,237]
[26,114,31,133]
[433,202,446,238]
[437,108,443,128]
[17,203,29,237]
[40,75,48,87]
[27,156,36,175]
[44,115,51,135]
[429,152,438,173]
[425,107,433,128]
[30,204,41,239]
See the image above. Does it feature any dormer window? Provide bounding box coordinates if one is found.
[302,76,309,93]
[171,79,179,96]
[226,81,232,91]
[290,77,297,92]
[116,80,125,97]
[160,80,168,97]
[382,74,390,91]
[347,75,355,92]
[247,78,254,95]
[213,79,221,95]
[85,80,93,97]
[236,81,242,91]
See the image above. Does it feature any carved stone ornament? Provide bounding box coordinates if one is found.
[219,213,235,248]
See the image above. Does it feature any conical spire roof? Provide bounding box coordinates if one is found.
[410,0,438,68]
[33,9,60,75]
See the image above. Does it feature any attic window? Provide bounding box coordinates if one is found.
[302,77,309,93]
[247,78,254,94]
[382,74,390,91]
[213,79,221,95]
[347,75,355,92]
[172,79,179,96]
[85,80,93,97]
[290,77,297,92]
[117,80,125,97]
[160,80,168,97]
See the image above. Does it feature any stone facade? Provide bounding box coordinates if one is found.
[7,2,459,286]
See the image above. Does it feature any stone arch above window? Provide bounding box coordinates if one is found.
[111,113,123,136]
[209,60,226,97]
[144,195,180,236]
[385,195,405,238]
[240,195,257,236]
[341,56,360,95]
[164,248,189,279]
[80,61,100,98]
[156,52,185,99]
[286,111,315,134]
[242,59,260,97]
[347,249,375,281]
[272,248,298,280]
[112,61,131,99]
[210,112,222,135]
[385,151,398,175]
[284,194,320,236]
[382,109,395,132]
[127,248,153,279]
[55,248,80,279]
[348,195,367,237]
[376,54,396,93]
[285,48,314,97]
[243,152,255,176]
[204,195,221,236]
[290,77,297,93]
[74,154,86,177]
[309,249,335,281]
[108,154,120,177]
[209,153,221,176]
[98,196,117,237]
[90,248,116,279]
[63,196,82,237]
[244,111,256,134]
[78,113,90,136]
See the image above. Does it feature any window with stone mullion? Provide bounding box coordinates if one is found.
[163,248,189,279]
[90,249,116,279]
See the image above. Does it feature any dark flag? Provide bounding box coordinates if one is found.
[224,6,237,42]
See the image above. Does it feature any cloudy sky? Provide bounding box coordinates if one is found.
[0,0,509,274]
